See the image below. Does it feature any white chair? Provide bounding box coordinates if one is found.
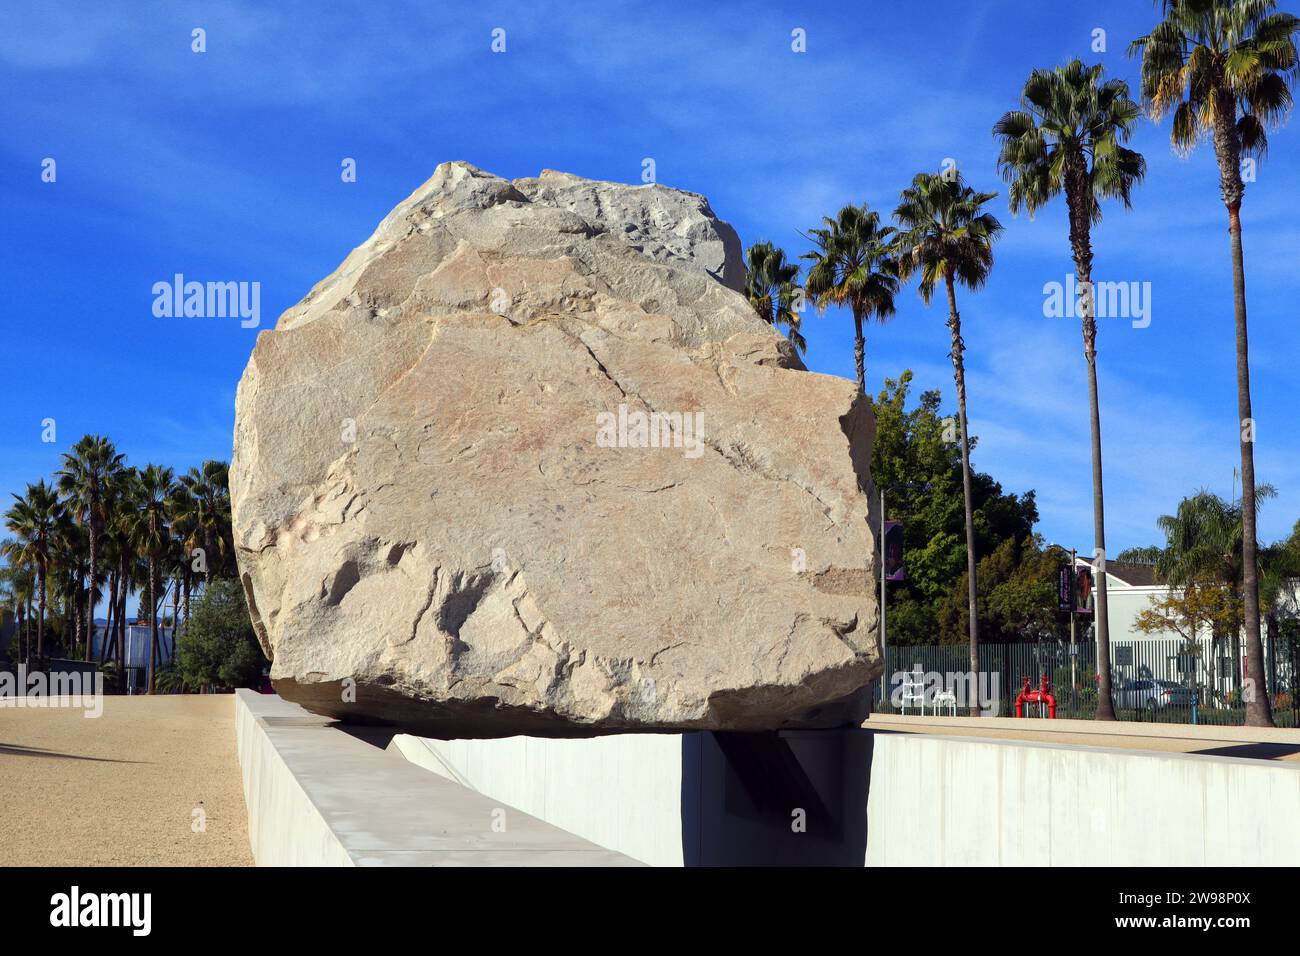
[899,665,927,714]
[932,688,957,716]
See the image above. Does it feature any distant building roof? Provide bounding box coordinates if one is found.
[1075,556,1158,587]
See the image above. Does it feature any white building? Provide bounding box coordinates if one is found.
[1075,556,1297,699]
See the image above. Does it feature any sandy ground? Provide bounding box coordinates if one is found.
[865,713,1300,761]
[0,695,252,866]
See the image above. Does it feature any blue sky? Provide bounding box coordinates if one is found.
[2,0,1298,558]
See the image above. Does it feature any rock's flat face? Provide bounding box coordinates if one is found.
[231,162,880,737]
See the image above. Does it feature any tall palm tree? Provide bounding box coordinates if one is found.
[51,514,88,657]
[176,460,233,585]
[130,464,175,692]
[994,59,1146,720]
[3,481,64,656]
[57,435,125,660]
[1130,0,1299,728]
[802,204,900,396]
[893,171,1004,715]
[109,467,144,669]
[745,241,807,356]
[168,480,199,628]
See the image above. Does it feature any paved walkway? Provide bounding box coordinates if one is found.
[865,712,1300,761]
[0,695,252,866]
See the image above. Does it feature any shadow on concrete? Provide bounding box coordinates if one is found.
[1191,742,1300,761]
[0,742,139,763]
[332,723,398,750]
[682,728,873,866]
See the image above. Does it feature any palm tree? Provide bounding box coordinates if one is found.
[51,514,88,657]
[168,480,199,629]
[57,435,125,660]
[1130,0,1299,728]
[893,171,1004,715]
[994,59,1146,720]
[0,546,35,659]
[802,204,899,396]
[130,464,175,692]
[3,481,64,656]
[1154,486,1278,701]
[107,467,143,669]
[176,460,233,585]
[745,241,807,356]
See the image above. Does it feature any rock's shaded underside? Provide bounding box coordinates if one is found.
[232,162,880,738]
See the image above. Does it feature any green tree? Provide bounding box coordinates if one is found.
[56,435,125,660]
[871,371,1039,647]
[175,579,266,691]
[129,464,175,692]
[4,481,65,655]
[994,59,1146,720]
[1131,0,1299,728]
[744,241,807,356]
[894,170,1005,713]
[802,204,899,396]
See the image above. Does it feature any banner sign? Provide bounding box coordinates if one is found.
[1058,563,1095,616]
[884,521,904,582]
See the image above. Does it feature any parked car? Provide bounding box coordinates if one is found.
[1113,679,1196,712]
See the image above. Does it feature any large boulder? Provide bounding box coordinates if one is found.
[231,162,880,737]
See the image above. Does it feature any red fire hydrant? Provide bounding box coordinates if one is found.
[1014,675,1057,718]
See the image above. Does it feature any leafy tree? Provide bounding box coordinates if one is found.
[1131,0,1300,728]
[937,536,1068,645]
[175,579,266,691]
[994,59,1146,720]
[872,371,1039,646]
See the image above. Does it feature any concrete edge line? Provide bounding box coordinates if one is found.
[866,726,1300,771]
[234,690,642,867]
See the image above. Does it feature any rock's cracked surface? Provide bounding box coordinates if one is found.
[232,162,881,737]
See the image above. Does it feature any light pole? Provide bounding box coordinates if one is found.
[879,487,887,705]
[1069,547,1077,699]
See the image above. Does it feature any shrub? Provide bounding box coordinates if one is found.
[175,579,267,691]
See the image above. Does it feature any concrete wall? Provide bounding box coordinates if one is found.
[235,690,638,866]
[392,722,1300,866]
[865,731,1300,866]
[391,732,688,866]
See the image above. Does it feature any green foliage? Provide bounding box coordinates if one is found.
[872,370,1043,645]
[174,579,266,690]
[936,535,1068,645]
[744,241,807,355]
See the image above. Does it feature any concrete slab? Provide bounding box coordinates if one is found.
[235,690,639,866]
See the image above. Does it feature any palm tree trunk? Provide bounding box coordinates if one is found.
[101,568,116,664]
[85,523,97,661]
[1228,202,1273,727]
[1068,170,1116,721]
[36,564,46,657]
[72,582,83,659]
[945,274,981,716]
[1084,339,1115,720]
[147,559,158,693]
[204,529,215,585]
[852,311,866,396]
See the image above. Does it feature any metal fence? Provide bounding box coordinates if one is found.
[869,634,1300,727]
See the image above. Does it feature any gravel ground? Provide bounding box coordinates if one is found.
[0,695,252,866]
